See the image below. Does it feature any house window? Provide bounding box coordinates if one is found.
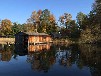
[43,36,46,41]
[43,36,46,39]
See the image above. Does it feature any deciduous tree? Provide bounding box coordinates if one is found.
[59,13,72,29]
[76,12,86,30]
[1,19,12,36]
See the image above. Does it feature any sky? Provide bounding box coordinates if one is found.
[0,0,94,24]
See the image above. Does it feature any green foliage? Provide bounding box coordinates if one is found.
[11,22,22,35]
[27,9,58,34]
[78,0,101,43]
[22,23,35,32]
[0,3,100,44]
[76,12,86,30]
[59,13,72,29]
[59,16,80,39]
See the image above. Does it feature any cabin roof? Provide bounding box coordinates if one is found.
[24,32,49,36]
[15,31,49,36]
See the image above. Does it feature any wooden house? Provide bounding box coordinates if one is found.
[15,32,52,45]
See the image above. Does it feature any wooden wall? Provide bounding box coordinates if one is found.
[28,36,52,44]
[28,44,51,52]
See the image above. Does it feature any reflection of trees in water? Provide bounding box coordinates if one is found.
[56,44,80,67]
[0,43,100,76]
[56,50,71,66]
[27,44,82,72]
[0,44,14,61]
[53,44,101,76]
[27,48,56,73]
[78,44,101,76]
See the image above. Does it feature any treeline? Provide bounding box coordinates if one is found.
[0,0,101,43]
[0,9,58,37]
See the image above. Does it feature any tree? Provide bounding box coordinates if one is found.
[69,20,80,38]
[23,23,35,32]
[0,19,12,36]
[11,22,22,35]
[40,9,52,33]
[59,13,72,29]
[46,14,58,33]
[76,12,86,30]
[27,9,57,33]
[78,0,101,43]
[59,13,80,39]
[93,0,101,23]
[27,10,42,32]
[91,0,101,43]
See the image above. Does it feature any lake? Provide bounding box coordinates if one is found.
[0,43,101,76]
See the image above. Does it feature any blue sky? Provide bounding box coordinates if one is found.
[0,0,94,24]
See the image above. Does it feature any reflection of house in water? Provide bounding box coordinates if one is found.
[15,44,51,56]
[28,44,51,52]
[14,44,28,56]
[27,44,56,72]
[0,44,12,61]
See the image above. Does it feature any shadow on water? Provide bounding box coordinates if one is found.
[14,44,28,56]
[0,43,101,76]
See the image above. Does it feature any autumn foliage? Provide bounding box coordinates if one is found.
[0,0,101,44]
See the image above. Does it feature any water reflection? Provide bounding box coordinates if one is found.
[0,43,101,76]
[78,44,101,76]
[0,44,14,61]
[27,51,56,73]
[14,44,28,56]
[26,44,56,73]
[28,44,51,52]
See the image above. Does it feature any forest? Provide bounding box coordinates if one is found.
[0,0,101,44]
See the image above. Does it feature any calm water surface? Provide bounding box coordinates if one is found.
[0,43,101,76]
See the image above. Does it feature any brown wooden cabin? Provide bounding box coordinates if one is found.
[15,32,52,45]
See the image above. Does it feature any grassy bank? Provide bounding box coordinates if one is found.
[52,38,101,45]
[0,38,15,44]
[52,38,73,45]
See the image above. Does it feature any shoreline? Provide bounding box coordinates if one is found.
[0,38,100,45]
[0,38,15,44]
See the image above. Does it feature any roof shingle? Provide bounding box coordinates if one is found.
[24,32,49,36]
